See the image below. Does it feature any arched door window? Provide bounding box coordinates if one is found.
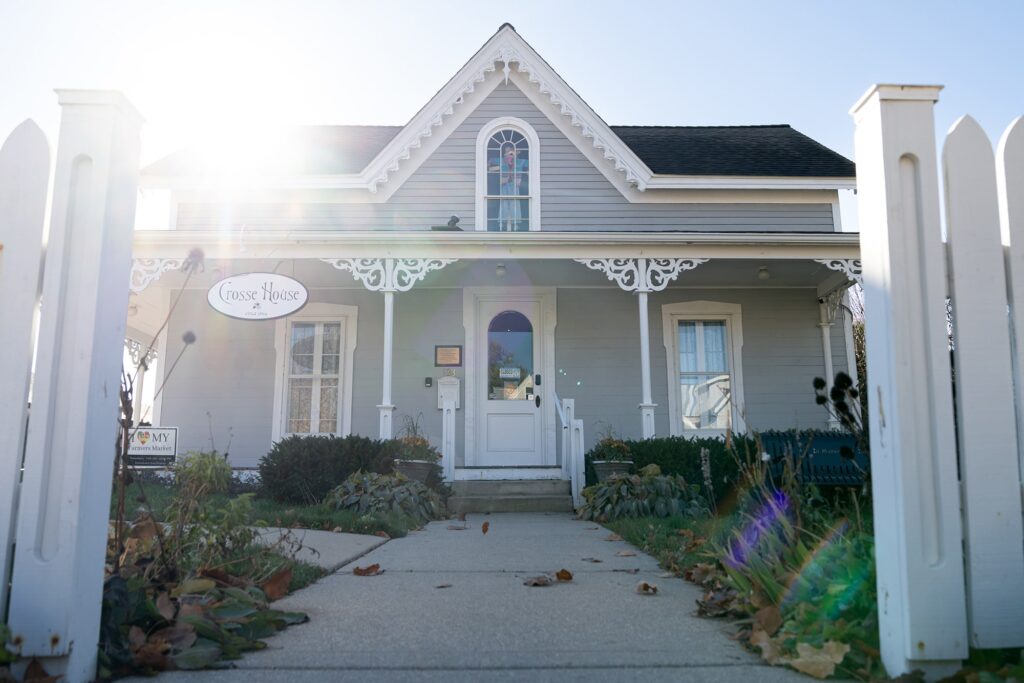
[485,129,531,231]
[487,310,534,400]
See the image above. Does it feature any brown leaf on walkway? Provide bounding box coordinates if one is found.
[524,575,553,587]
[635,581,659,595]
[435,583,453,589]
[604,533,623,541]
[375,531,391,539]
[613,568,640,574]
[754,605,783,637]
[155,592,175,621]
[658,572,675,579]
[750,628,785,665]
[789,641,850,679]
[615,550,636,557]
[481,521,490,535]
[581,557,603,563]
[585,526,599,530]
[555,569,573,582]
[446,524,467,530]
[353,563,384,577]
[261,566,293,600]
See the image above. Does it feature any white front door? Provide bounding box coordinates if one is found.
[475,299,545,466]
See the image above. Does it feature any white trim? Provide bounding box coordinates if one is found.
[271,303,358,443]
[463,286,557,470]
[151,289,171,426]
[453,467,563,481]
[831,198,844,232]
[475,117,542,231]
[661,301,746,437]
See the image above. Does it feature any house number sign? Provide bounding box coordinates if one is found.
[207,272,309,320]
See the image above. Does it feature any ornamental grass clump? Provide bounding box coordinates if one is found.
[325,472,446,524]
[577,464,709,522]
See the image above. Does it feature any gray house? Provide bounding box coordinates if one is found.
[127,25,860,505]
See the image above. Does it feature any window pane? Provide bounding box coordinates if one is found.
[321,323,341,375]
[319,378,339,433]
[290,323,315,374]
[487,311,534,400]
[703,321,728,372]
[287,378,313,433]
[680,373,731,431]
[678,322,697,372]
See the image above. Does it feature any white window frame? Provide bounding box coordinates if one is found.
[272,303,358,443]
[475,116,541,232]
[661,301,746,437]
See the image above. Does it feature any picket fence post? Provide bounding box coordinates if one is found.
[0,121,50,615]
[7,90,142,683]
[850,85,968,678]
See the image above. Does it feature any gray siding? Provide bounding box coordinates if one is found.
[159,282,848,469]
[174,83,834,233]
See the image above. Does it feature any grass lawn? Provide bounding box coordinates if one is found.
[605,515,719,575]
[111,478,421,539]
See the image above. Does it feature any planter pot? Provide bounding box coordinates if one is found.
[593,460,633,482]
[394,459,439,483]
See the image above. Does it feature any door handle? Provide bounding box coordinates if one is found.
[535,374,541,386]
[535,395,541,408]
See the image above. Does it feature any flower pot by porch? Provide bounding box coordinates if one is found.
[593,460,633,482]
[394,459,439,483]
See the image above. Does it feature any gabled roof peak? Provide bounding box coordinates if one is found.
[497,22,516,32]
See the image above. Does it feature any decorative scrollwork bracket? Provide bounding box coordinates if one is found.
[814,258,863,287]
[573,258,709,293]
[320,258,457,292]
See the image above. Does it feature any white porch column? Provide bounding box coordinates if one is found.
[321,258,456,440]
[851,85,967,678]
[8,90,142,683]
[815,261,863,430]
[574,258,708,439]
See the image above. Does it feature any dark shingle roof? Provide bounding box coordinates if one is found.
[142,123,853,179]
[610,125,854,177]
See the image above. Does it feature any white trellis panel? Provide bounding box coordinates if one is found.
[944,116,1024,648]
[0,120,50,613]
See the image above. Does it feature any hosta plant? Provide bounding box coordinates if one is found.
[325,472,445,523]
[578,464,709,522]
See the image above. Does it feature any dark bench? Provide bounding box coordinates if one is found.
[760,431,869,486]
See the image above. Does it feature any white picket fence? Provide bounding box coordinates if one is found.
[853,85,1024,678]
[0,92,142,682]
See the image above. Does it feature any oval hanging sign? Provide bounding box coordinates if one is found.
[207,272,308,321]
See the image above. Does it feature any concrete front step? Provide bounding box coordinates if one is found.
[449,479,573,513]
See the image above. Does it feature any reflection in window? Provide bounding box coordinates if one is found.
[487,311,534,400]
[678,321,731,430]
[486,129,530,231]
[287,321,343,434]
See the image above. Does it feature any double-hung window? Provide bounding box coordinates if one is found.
[273,304,358,442]
[662,302,745,436]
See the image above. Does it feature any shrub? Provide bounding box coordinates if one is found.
[395,414,441,463]
[325,472,446,523]
[258,435,398,504]
[578,464,709,522]
[174,450,231,495]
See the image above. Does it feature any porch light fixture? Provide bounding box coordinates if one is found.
[495,262,507,277]
[757,266,770,281]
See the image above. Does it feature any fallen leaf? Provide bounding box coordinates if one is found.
[332,526,344,533]
[156,592,175,621]
[635,581,659,595]
[151,623,197,651]
[754,605,783,637]
[658,572,675,578]
[128,625,147,650]
[613,568,640,574]
[435,583,453,589]
[581,557,603,563]
[481,521,490,535]
[23,659,60,683]
[604,534,623,542]
[260,566,293,601]
[133,639,172,669]
[523,575,553,587]
[353,563,384,576]
[585,526,599,530]
[374,531,391,539]
[615,550,636,557]
[789,641,850,679]
[555,569,573,581]
[446,524,467,531]
[750,628,785,665]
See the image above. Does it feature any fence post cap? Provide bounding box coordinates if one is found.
[850,84,944,116]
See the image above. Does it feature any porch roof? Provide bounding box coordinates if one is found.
[132,229,860,262]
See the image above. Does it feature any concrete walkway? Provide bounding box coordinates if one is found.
[136,513,806,682]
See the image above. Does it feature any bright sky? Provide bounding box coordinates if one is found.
[2,0,1022,230]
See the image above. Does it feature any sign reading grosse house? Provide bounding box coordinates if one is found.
[208,273,308,320]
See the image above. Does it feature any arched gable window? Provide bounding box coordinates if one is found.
[476,117,541,231]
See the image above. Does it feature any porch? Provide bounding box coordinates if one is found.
[126,230,861,502]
